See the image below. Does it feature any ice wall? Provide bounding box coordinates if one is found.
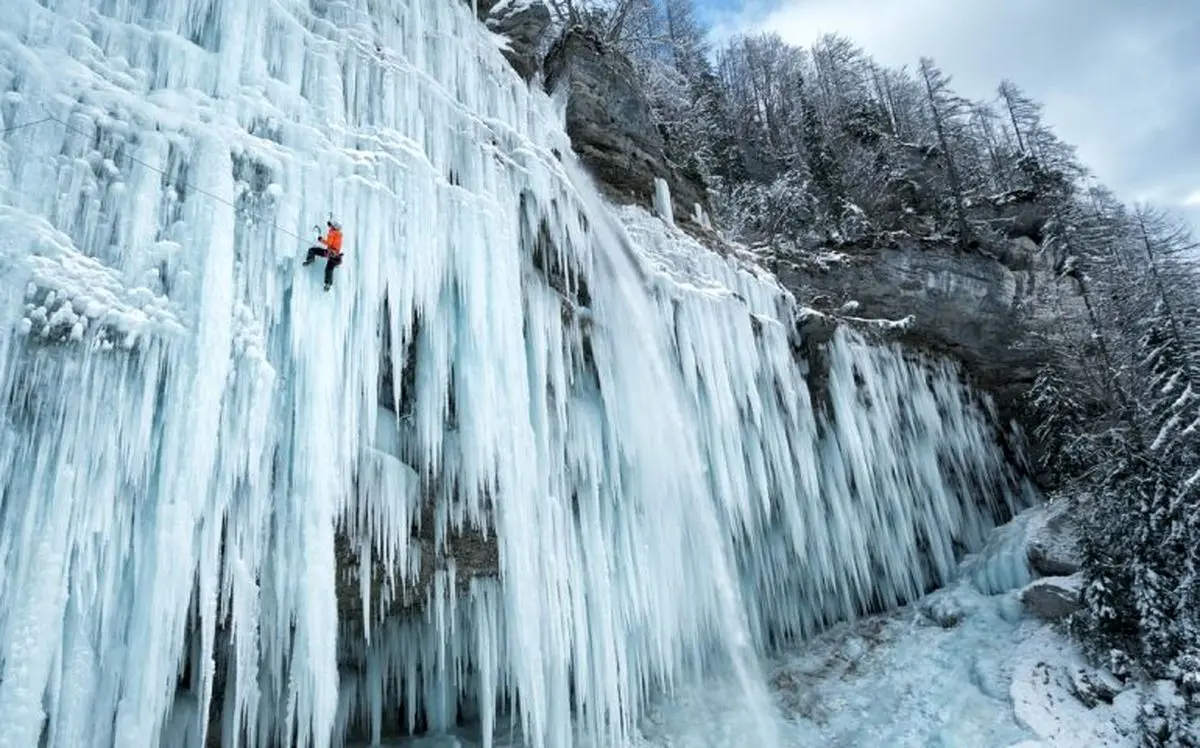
[0,1,1027,747]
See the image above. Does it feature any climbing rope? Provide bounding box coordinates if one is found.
[0,116,58,135]
[1,108,315,245]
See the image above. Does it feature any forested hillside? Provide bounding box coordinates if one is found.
[546,0,1200,739]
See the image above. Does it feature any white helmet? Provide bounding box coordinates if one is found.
[328,218,342,230]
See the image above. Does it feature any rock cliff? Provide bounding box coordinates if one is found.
[543,29,712,228]
[773,181,1086,450]
[462,0,552,80]
[459,7,712,229]
[779,238,1076,434]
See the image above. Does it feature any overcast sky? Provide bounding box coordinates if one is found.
[698,0,1200,234]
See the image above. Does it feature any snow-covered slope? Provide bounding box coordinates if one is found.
[617,509,1141,748]
[0,1,1029,746]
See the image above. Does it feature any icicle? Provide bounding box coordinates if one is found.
[653,177,675,227]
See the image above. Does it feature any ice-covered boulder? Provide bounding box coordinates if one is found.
[1020,575,1084,620]
[960,504,1038,595]
[1068,666,1122,708]
[1025,500,1081,576]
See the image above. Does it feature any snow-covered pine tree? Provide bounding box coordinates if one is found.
[1053,199,1200,712]
[918,58,971,248]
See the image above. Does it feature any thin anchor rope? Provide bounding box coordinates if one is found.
[2,108,321,245]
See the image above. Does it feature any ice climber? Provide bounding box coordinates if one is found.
[303,219,344,290]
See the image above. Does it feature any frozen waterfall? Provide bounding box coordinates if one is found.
[0,1,1029,746]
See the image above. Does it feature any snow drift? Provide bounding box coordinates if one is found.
[0,1,1029,746]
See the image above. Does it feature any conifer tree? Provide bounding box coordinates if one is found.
[918,57,970,247]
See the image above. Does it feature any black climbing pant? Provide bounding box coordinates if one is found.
[304,247,342,287]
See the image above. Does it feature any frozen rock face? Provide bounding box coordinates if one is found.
[460,0,552,81]
[0,1,1031,746]
[771,144,1067,449]
[1025,500,1080,577]
[544,29,711,228]
[960,501,1082,622]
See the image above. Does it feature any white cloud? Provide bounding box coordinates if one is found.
[1184,190,1200,208]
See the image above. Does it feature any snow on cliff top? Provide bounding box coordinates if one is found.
[0,206,184,347]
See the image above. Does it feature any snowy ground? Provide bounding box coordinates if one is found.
[374,508,1145,748]
[628,581,1139,748]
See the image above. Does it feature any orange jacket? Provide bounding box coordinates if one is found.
[322,227,344,255]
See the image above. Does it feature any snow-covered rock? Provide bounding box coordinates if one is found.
[544,29,711,226]
[920,590,968,628]
[1011,629,1141,746]
[1068,666,1123,709]
[485,0,552,80]
[1026,499,1081,576]
[1021,574,1084,620]
[777,231,1088,448]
